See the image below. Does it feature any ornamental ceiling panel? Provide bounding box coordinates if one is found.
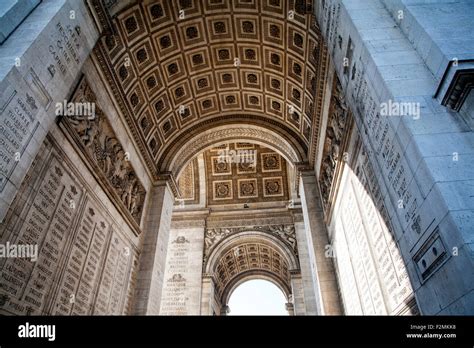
[92,0,322,179]
[176,157,200,204]
[213,241,291,299]
[204,143,289,206]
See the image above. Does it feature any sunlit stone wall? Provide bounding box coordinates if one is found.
[328,127,418,315]
[315,0,474,314]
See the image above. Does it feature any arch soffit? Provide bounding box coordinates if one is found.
[205,230,300,276]
[164,123,306,178]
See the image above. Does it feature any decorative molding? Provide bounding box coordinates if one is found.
[176,158,200,205]
[170,219,206,229]
[206,212,294,229]
[169,127,300,176]
[204,224,298,263]
[309,39,330,167]
[441,68,474,111]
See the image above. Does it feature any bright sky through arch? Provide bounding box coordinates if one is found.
[227,279,288,316]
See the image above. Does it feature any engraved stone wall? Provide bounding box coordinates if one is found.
[0,136,139,315]
[329,129,418,315]
[0,0,99,223]
[159,226,204,315]
[315,0,474,315]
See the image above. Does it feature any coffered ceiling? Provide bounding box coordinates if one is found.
[175,142,289,206]
[90,0,325,180]
[213,241,291,300]
[205,143,289,206]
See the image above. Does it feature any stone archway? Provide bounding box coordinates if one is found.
[134,132,342,316]
[160,122,307,180]
[149,131,342,316]
[166,126,305,205]
[201,229,303,315]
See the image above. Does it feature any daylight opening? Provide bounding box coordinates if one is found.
[227,279,289,316]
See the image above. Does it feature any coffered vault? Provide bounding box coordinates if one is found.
[89,0,328,181]
[1,0,473,319]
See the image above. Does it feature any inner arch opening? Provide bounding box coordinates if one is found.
[227,279,289,316]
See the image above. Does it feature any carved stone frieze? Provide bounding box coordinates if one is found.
[59,77,146,229]
[319,77,352,210]
[206,213,294,229]
[170,219,206,229]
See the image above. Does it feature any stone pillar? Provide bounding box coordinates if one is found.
[285,302,295,316]
[294,219,319,315]
[299,170,342,315]
[159,221,206,315]
[290,272,306,315]
[200,274,215,315]
[132,181,174,315]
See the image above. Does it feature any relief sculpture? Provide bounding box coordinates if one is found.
[319,78,350,208]
[60,77,146,226]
